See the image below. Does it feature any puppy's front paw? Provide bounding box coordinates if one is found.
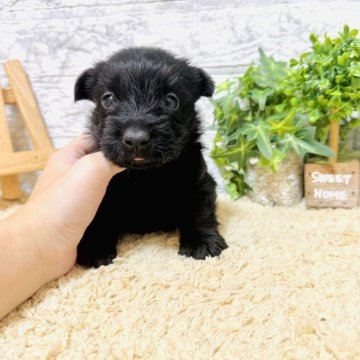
[179,231,228,260]
[77,248,117,268]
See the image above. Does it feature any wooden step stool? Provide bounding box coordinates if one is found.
[0,60,54,200]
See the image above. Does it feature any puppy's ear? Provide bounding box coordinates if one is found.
[74,67,97,101]
[194,68,215,97]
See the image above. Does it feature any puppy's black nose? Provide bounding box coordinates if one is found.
[122,128,150,150]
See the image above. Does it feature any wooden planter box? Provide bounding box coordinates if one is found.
[304,121,360,208]
[305,161,360,208]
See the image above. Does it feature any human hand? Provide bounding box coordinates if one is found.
[8,134,125,280]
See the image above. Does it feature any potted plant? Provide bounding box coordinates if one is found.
[211,49,333,205]
[286,25,360,159]
[288,25,360,207]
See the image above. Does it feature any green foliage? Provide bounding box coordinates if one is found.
[287,25,360,144]
[212,52,333,199]
[212,25,360,200]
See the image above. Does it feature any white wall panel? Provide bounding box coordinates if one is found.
[0,0,359,190]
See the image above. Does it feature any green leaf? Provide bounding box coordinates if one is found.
[350,28,359,36]
[337,52,349,66]
[256,131,273,160]
[329,89,342,96]
[225,182,240,200]
[349,118,360,129]
[290,58,299,67]
[310,33,318,44]
[340,102,353,117]
[283,86,296,96]
[268,109,297,137]
[279,133,333,158]
[292,115,307,129]
[250,88,274,111]
[279,134,294,154]
[212,134,254,171]
[350,92,360,100]
[349,49,359,58]
[240,121,273,159]
[240,123,258,141]
[211,146,242,159]
[297,126,316,140]
[254,48,290,88]
[349,63,360,77]
[215,79,233,94]
[317,95,328,106]
[329,109,342,122]
[308,109,322,123]
[352,77,360,89]
[318,78,330,89]
[226,128,243,142]
[335,74,344,84]
[224,171,251,199]
[324,36,332,46]
[328,96,342,108]
[299,52,309,62]
[259,149,286,172]
[306,139,335,158]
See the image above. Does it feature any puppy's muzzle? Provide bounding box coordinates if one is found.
[122,127,150,153]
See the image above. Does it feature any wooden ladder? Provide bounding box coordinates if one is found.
[0,60,54,200]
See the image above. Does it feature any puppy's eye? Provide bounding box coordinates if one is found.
[164,93,179,110]
[101,92,115,109]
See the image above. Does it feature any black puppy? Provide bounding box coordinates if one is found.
[75,47,228,267]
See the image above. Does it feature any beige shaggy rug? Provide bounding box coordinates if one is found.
[0,195,360,360]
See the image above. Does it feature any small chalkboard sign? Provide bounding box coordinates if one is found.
[305,161,360,208]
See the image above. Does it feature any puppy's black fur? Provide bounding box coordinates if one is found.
[75,47,228,267]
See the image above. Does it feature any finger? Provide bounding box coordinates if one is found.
[31,134,97,199]
[47,133,97,172]
[53,133,97,164]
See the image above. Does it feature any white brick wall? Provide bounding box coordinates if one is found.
[1,0,360,190]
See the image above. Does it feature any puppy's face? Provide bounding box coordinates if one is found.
[75,48,214,169]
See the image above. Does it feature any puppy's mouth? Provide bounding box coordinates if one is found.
[101,141,169,169]
[122,155,161,169]
[129,157,150,168]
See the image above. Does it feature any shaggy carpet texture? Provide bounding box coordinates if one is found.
[0,195,359,360]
